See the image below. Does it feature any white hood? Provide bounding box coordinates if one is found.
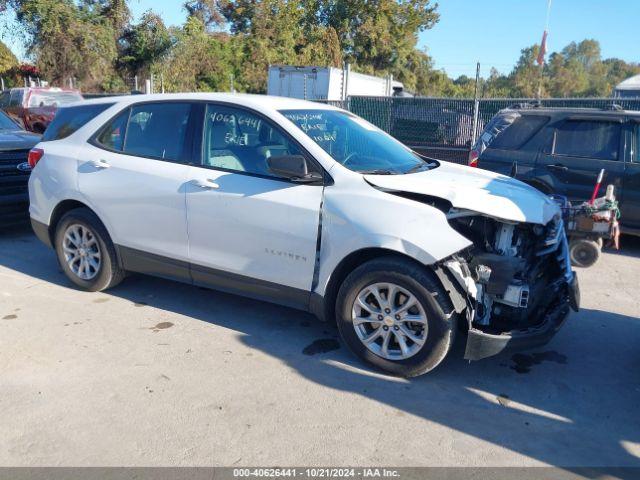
[365,161,560,225]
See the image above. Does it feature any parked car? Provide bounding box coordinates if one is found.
[28,94,578,377]
[0,87,83,133]
[0,109,41,224]
[469,105,640,237]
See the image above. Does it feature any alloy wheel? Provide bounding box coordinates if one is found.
[62,224,101,281]
[351,282,428,360]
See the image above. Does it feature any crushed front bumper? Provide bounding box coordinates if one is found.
[464,274,580,361]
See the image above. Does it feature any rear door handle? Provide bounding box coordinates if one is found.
[548,163,568,171]
[88,159,110,169]
[190,178,220,189]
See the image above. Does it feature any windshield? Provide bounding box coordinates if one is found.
[280,109,434,174]
[28,91,83,108]
[0,110,19,130]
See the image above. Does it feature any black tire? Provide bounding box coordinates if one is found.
[335,256,457,377]
[54,208,125,291]
[569,238,601,268]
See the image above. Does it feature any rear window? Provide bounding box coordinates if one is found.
[28,91,83,108]
[41,103,113,141]
[490,115,548,149]
[476,112,548,153]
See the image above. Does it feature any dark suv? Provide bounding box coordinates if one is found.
[470,105,640,235]
[0,109,41,224]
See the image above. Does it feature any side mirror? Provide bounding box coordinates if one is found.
[267,155,322,183]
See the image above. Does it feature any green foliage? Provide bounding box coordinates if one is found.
[0,1,637,98]
[118,10,172,78]
[0,40,18,73]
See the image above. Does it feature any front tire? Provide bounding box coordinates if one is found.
[335,257,457,377]
[54,208,125,291]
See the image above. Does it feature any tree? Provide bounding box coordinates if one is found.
[118,10,172,78]
[0,0,120,89]
[510,44,545,97]
[0,40,18,73]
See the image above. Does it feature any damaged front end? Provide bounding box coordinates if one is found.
[437,210,580,361]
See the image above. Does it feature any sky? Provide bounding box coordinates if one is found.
[3,0,639,79]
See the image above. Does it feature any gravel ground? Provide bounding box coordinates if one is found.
[1,224,639,467]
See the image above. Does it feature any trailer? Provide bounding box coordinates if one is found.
[267,65,405,101]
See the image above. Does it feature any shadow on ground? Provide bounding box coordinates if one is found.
[2,224,640,475]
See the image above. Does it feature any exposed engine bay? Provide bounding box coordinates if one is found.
[438,208,579,360]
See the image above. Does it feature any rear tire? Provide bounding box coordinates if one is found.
[54,208,125,291]
[335,256,457,377]
[569,238,601,268]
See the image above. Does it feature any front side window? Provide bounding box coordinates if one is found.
[203,104,304,177]
[42,103,113,141]
[553,120,621,161]
[123,102,192,161]
[280,109,432,174]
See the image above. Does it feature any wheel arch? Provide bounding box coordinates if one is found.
[315,247,447,323]
[524,178,554,195]
[47,200,113,250]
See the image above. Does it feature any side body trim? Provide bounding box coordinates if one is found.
[117,245,311,312]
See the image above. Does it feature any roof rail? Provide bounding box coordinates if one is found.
[507,101,542,110]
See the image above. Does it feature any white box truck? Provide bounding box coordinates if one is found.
[267,65,405,101]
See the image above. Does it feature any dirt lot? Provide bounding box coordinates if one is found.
[1,223,639,467]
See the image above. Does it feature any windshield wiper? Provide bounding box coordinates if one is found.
[358,169,396,175]
[406,162,436,174]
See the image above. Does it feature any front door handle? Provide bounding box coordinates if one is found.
[88,159,110,169]
[548,163,568,171]
[190,178,220,189]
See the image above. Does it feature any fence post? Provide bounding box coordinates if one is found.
[470,62,481,147]
[303,74,307,100]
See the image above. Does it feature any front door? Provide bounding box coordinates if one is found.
[78,101,197,278]
[536,118,626,202]
[185,103,324,308]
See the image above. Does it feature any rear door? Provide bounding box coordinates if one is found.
[536,117,626,202]
[79,101,197,278]
[622,121,640,231]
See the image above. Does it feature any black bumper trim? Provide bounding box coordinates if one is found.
[30,218,52,248]
[464,276,579,361]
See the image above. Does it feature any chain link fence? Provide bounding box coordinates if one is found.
[322,96,640,164]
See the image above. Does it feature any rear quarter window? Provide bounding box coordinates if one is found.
[42,103,113,141]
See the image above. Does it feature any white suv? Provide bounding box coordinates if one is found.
[28,93,579,376]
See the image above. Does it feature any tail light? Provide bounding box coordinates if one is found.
[28,148,44,169]
[468,149,479,167]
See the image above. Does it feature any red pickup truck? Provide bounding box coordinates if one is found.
[0,87,83,133]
